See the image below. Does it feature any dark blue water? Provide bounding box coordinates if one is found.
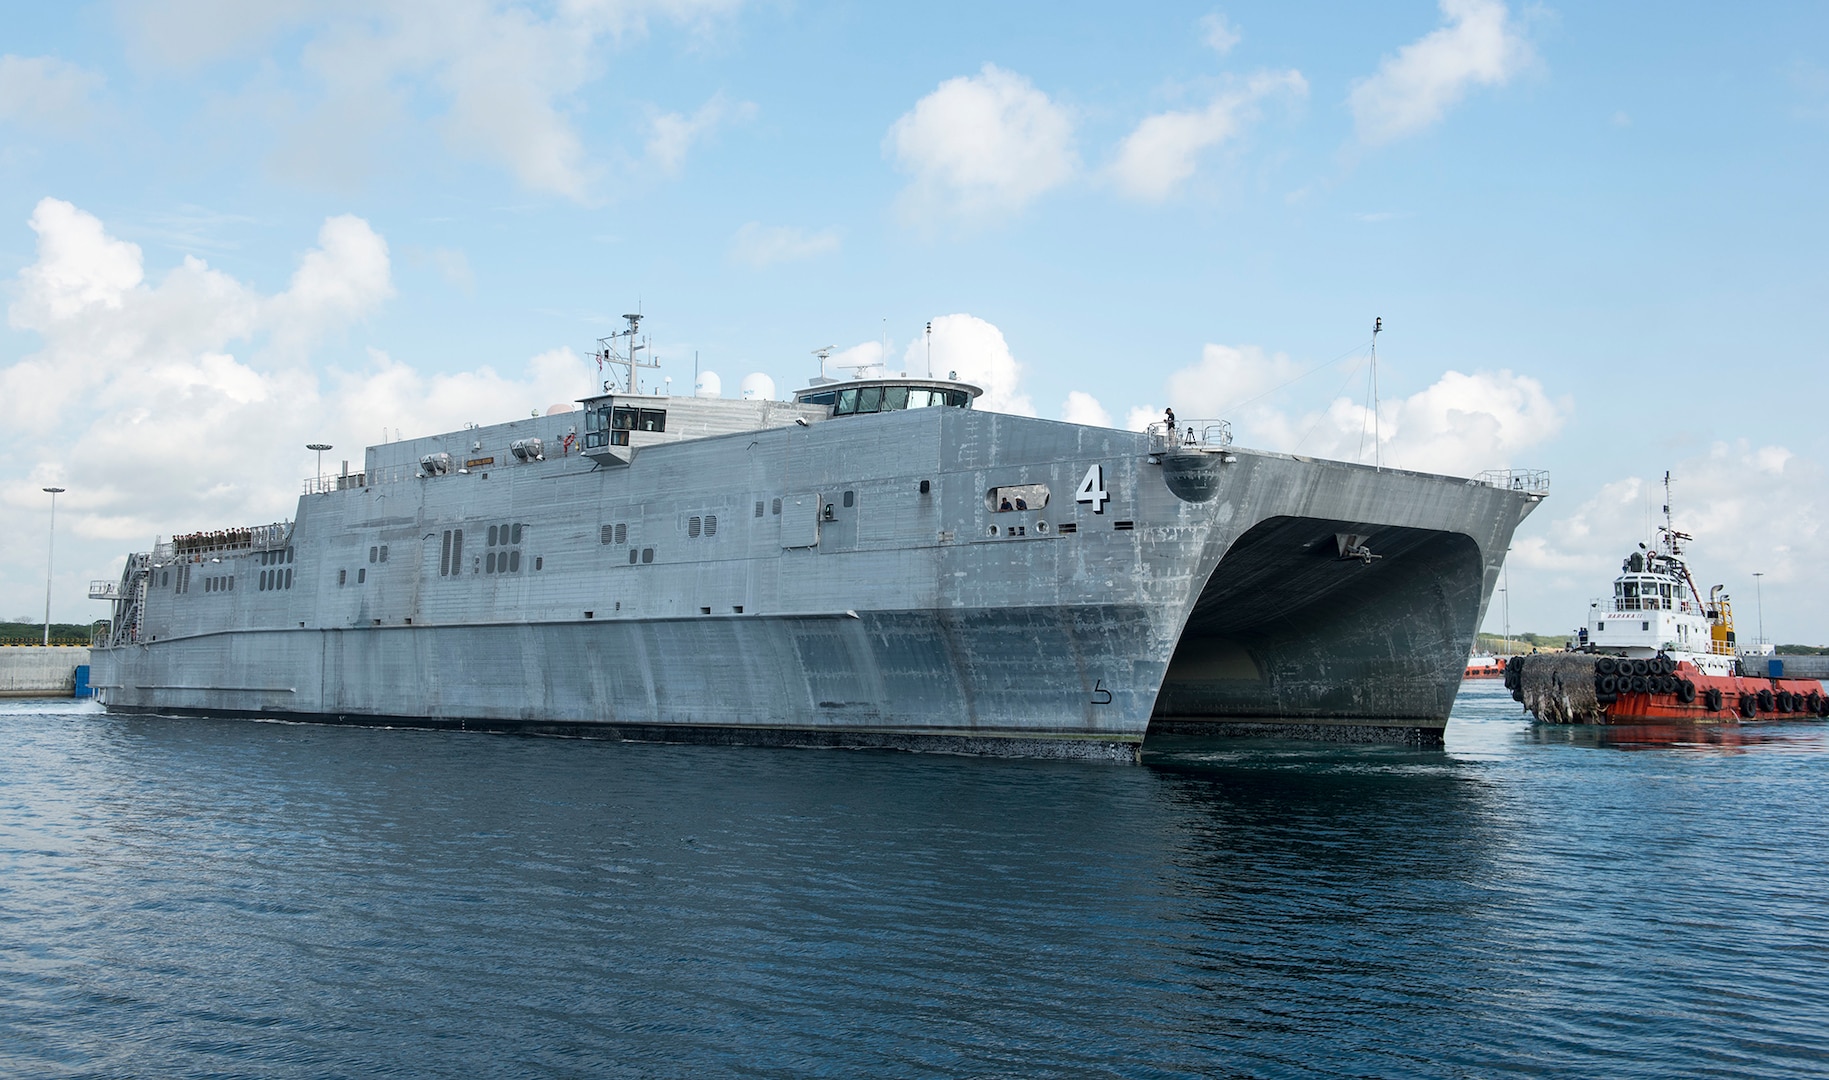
[3,684,1827,1078]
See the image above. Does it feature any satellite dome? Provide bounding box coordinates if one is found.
[545,402,578,415]
[694,371,722,398]
[740,373,776,401]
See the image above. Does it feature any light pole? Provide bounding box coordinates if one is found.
[42,486,65,646]
[1753,572,1765,649]
[1501,557,1510,655]
[307,443,332,492]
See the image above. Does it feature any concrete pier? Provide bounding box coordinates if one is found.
[0,646,91,697]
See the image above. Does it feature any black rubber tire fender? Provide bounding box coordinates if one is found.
[1677,679,1697,704]
[1597,675,1618,695]
[1740,693,1756,718]
[1758,689,1775,713]
[1596,657,1618,676]
[1629,675,1648,694]
[1776,691,1795,714]
[1704,687,1724,712]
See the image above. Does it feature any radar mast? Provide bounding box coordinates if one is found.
[596,312,659,394]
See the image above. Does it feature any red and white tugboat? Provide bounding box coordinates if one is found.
[1509,476,1827,725]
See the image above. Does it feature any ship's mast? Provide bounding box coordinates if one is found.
[1371,316,1382,471]
[596,312,658,394]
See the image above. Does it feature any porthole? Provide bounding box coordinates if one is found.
[843,490,855,508]
[534,556,543,571]
[486,552,497,573]
[369,545,379,563]
[509,550,520,572]
[688,516,702,538]
[1037,521,1049,534]
[379,544,388,563]
[357,568,366,584]
[629,549,638,565]
[642,547,654,564]
[772,498,781,515]
[615,523,627,544]
[988,524,999,537]
[704,515,717,537]
[511,524,523,544]
[487,525,499,547]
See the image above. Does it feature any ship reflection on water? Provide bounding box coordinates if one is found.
[1523,720,1829,754]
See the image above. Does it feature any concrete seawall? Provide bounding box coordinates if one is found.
[0,646,91,697]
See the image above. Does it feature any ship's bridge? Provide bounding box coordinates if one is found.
[792,376,982,416]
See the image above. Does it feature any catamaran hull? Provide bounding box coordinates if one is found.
[91,407,1541,760]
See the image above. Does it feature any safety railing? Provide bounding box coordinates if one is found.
[1475,469,1550,495]
[303,461,424,494]
[1148,420,1233,453]
[154,521,292,560]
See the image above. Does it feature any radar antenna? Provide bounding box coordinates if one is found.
[596,312,659,394]
[813,345,836,382]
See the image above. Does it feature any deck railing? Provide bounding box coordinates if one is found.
[1147,420,1233,453]
[1475,469,1550,495]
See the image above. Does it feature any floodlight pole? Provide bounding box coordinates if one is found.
[42,486,65,646]
[308,443,333,493]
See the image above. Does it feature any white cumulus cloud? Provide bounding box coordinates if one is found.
[1348,0,1533,146]
[0,199,596,622]
[1109,70,1307,201]
[901,313,1034,415]
[1061,390,1112,428]
[1157,341,1565,476]
[1509,445,1825,643]
[885,64,1077,220]
[115,0,750,201]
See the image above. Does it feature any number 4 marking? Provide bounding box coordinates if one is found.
[1076,463,1109,514]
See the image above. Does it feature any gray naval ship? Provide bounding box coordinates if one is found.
[90,316,1546,761]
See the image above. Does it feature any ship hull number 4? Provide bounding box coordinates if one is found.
[1076,463,1110,514]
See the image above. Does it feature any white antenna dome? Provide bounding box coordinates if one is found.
[694,371,722,398]
[545,402,578,415]
[740,373,776,401]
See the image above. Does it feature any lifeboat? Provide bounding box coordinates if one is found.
[1464,654,1506,679]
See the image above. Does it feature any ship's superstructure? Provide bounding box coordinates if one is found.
[91,319,1546,760]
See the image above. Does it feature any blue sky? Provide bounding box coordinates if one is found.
[3,0,1826,643]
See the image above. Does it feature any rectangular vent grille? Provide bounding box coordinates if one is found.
[1113,520,1135,531]
[1057,522,1077,534]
